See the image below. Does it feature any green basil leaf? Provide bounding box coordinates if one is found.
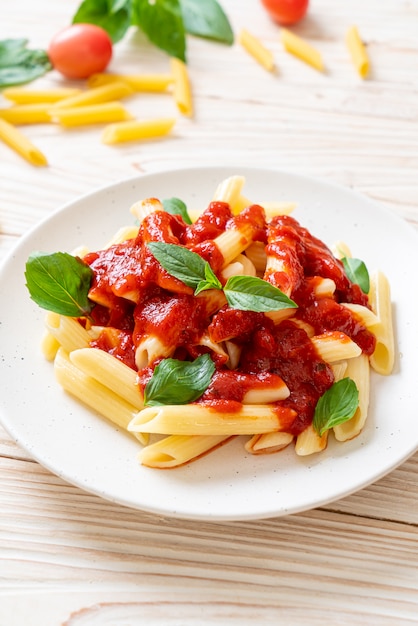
[180,0,233,44]
[224,275,297,312]
[25,252,94,318]
[0,40,51,88]
[162,197,192,224]
[72,0,132,43]
[144,353,215,405]
[341,256,370,294]
[313,378,359,437]
[131,0,186,61]
[147,241,213,290]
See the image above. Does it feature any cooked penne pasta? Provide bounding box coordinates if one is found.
[0,118,47,166]
[280,28,324,72]
[221,254,257,280]
[135,335,174,369]
[244,241,267,273]
[87,73,174,92]
[295,423,328,456]
[0,104,52,125]
[101,118,176,144]
[333,354,370,441]
[238,28,276,72]
[130,197,164,222]
[104,225,139,248]
[128,404,296,436]
[311,331,362,362]
[51,82,134,110]
[346,25,370,79]
[212,175,251,214]
[41,331,60,361]
[45,312,92,353]
[260,201,296,219]
[170,57,193,116]
[367,270,395,375]
[50,102,133,127]
[2,86,82,103]
[245,431,294,455]
[139,434,233,468]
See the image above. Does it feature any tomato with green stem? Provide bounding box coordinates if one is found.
[260,0,309,25]
[48,24,112,80]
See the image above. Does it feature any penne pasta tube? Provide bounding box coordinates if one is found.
[51,81,134,110]
[54,348,146,442]
[260,201,296,219]
[135,334,175,369]
[2,86,82,103]
[333,354,370,441]
[346,25,370,79]
[244,241,267,273]
[295,423,328,456]
[0,118,47,166]
[312,277,336,298]
[245,431,294,455]
[44,312,92,352]
[341,303,380,329]
[130,197,164,222]
[69,348,144,409]
[170,57,193,116]
[138,434,232,468]
[214,220,261,268]
[221,254,257,280]
[101,118,176,144]
[128,404,297,436]
[367,270,395,375]
[50,102,133,127]
[280,28,324,72]
[103,225,139,248]
[311,331,362,362]
[41,331,60,361]
[238,29,276,73]
[88,73,174,91]
[0,104,52,125]
[212,175,251,214]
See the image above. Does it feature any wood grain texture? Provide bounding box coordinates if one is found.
[1,0,418,624]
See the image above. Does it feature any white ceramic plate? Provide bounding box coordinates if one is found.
[1,166,418,521]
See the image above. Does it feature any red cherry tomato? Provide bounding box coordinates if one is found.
[260,0,309,25]
[48,24,113,80]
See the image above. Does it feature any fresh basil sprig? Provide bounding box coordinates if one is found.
[144,353,215,405]
[341,256,370,294]
[73,0,132,43]
[313,378,359,437]
[147,241,297,312]
[0,39,52,88]
[25,252,94,318]
[162,197,192,225]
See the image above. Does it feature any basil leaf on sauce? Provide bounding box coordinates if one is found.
[25,252,94,318]
[162,197,192,224]
[144,353,215,406]
[224,275,297,312]
[313,378,359,437]
[147,241,221,291]
[131,0,186,62]
[0,39,51,88]
[180,0,234,45]
[341,256,370,294]
[72,0,132,43]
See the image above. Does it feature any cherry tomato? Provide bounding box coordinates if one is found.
[260,0,309,25]
[48,24,113,80]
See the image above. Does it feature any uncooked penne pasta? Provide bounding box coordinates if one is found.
[170,57,193,116]
[2,86,82,103]
[346,25,370,79]
[139,434,232,468]
[101,118,176,144]
[50,102,133,127]
[88,73,174,91]
[0,103,52,124]
[51,82,134,110]
[280,28,324,72]
[238,28,275,72]
[0,118,47,166]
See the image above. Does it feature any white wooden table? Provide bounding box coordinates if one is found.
[1,1,418,624]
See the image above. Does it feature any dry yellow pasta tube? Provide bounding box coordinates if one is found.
[102,118,176,144]
[51,81,134,110]
[238,29,275,72]
[128,404,294,436]
[346,25,370,79]
[139,434,232,468]
[0,118,47,166]
[88,73,174,92]
[0,104,52,125]
[50,102,133,127]
[280,28,324,72]
[170,57,193,116]
[2,86,82,103]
